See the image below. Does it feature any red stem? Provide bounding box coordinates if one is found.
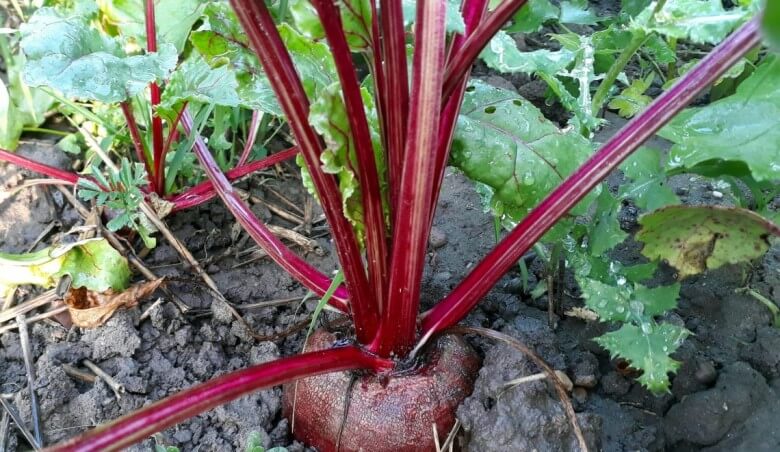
[379,0,410,212]
[369,1,389,157]
[47,346,393,452]
[237,110,262,166]
[119,102,156,192]
[441,0,528,102]
[181,111,350,312]
[373,0,447,357]
[159,103,188,176]
[0,148,86,186]
[312,0,389,314]
[168,146,300,212]
[430,0,489,216]
[420,17,763,340]
[229,0,378,343]
[145,0,166,196]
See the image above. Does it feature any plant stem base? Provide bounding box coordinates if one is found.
[282,330,480,452]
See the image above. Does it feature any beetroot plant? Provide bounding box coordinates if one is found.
[15,0,777,451]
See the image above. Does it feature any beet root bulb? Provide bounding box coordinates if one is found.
[282,330,480,452]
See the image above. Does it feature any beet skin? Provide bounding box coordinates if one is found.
[282,330,480,452]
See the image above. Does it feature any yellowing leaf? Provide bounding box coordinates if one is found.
[637,205,780,278]
[0,238,131,298]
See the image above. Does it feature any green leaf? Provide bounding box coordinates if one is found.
[97,0,206,53]
[482,30,603,131]
[659,57,780,182]
[451,81,596,234]
[623,262,659,282]
[560,0,600,25]
[0,78,22,149]
[618,147,679,211]
[632,0,755,45]
[0,35,54,149]
[191,5,337,115]
[589,189,628,256]
[190,2,255,70]
[764,0,780,52]
[596,322,689,393]
[245,431,265,452]
[608,73,654,118]
[277,24,338,98]
[634,283,681,316]
[579,266,685,393]
[482,30,575,76]
[306,83,388,244]
[78,159,158,249]
[159,53,240,119]
[560,34,604,131]
[20,8,177,103]
[154,446,179,452]
[579,277,633,322]
[579,277,680,322]
[289,0,373,51]
[506,0,559,33]
[622,0,653,16]
[189,2,282,116]
[642,33,677,65]
[403,0,465,33]
[0,238,131,298]
[637,205,780,278]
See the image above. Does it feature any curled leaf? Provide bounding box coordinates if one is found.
[64,279,163,328]
[0,238,131,298]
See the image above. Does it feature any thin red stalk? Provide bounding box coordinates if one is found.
[441,0,528,102]
[0,148,84,186]
[373,0,447,357]
[430,0,489,216]
[312,0,390,313]
[145,0,166,195]
[379,0,410,211]
[237,110,262,166]
[48,346,393,452]
[119,102,156,192]
[181,111,350,312]
[169,146,300,212]
[229,0,378,343]
[160,102,188,170]
[420,17,763,340]
[369,1,389,155]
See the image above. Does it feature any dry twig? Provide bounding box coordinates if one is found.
[61,364,97,384]
[0,397,39,449]
[17,314,43,447]
[82,360,125,400]
[0,306,68,335]
[0,291,58,325]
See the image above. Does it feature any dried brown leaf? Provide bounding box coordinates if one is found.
[64,279,163,328]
